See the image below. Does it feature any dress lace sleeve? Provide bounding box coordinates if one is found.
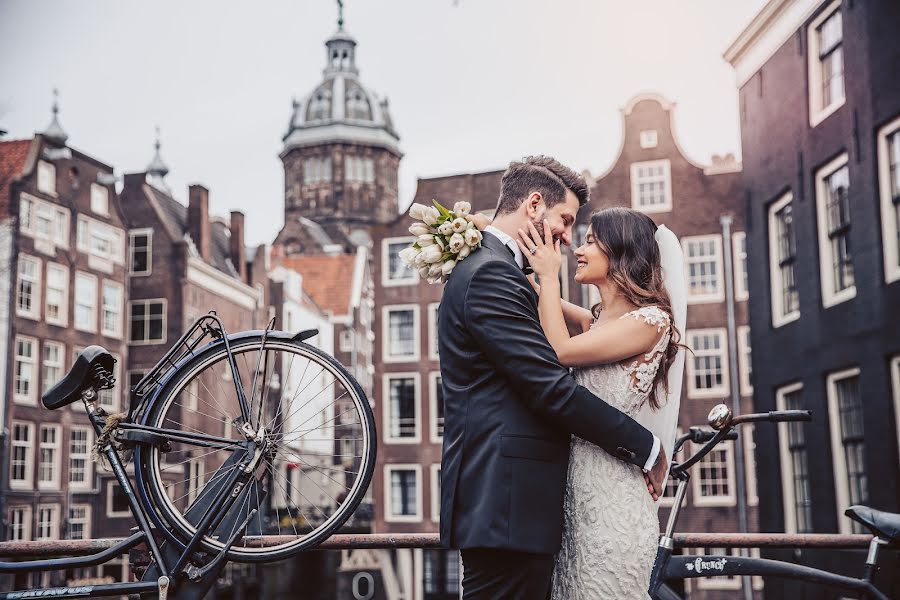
[621,305,670,333]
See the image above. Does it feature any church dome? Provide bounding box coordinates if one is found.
[282,25,401,157]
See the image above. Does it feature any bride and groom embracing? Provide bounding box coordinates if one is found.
[436,155,687,599]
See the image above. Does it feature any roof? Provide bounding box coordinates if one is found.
[278,254,359,317]
[0,139,33,208]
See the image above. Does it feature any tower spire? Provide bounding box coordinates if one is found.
[147,125,171,192]
[337,0,344,30]
[42,88,69,145]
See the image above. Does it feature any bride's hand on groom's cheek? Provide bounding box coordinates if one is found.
[516,220,561,279]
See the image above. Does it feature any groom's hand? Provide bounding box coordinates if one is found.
[644,449,668,502]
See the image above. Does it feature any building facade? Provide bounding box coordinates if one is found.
[725,0,900,597]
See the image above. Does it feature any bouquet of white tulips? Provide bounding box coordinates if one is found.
[398,199,483,284]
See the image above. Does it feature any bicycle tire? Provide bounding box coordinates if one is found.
[134,331,376,562]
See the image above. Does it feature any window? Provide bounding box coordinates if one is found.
[768,192,800,326]
[107,481,131,518]
[36,505,59,540]
[732,232,749,301]
[424,549,460,597]
[90,183,109,216]
[42,341,64,395]
[187,458,205,505]
[877,116,900,283]
[345,156,375,183]
[74,272,98,332]
[129,229,152,275]
[8,507,32,541]
[19,193,69,246]
[686,329,728,398]
[639,130,658,149]
[97,353,120,411]
[303,157,332,184]
[428,303,440,360]
[10,422,34,489]
[815,154,854,306]
[808,2,844,126]
[745,425,759,506]
[45,263,68,325]
[683,235,724,303]
[69,427,93,490]
[630,159,672,212]
[776,383,813,533]
[67,505,91,540]
[737,326,752,396]
[129,299,167,344]
[384,374,419,443]
[14,336,37,405]
[692,441,736,506]
[339,329,354,353]
[16,254,41,319]
[384,465,421,521]
[76,215,125,264]
[826,368,867,534]
[101,280,124,337]
[430,464,441,523]
[429,372,444,443]
[37,161,56,195]
[382,237,417,286]
[383,305,419,362]
[38,425,61,489]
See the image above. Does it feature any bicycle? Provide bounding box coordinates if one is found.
[649,404,897,599]
[0,313,377,599]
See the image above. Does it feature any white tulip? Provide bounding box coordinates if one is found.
[457,244,472,259]
[451,217,468,233]
[414,251,428,267]
[421,245,443,263]
[427,275,442,285]
[464,228,482,247]
[422,207,441,226]
[442,259,457,275]
[438,221,453,236]
[428,263,443,277]
[418,265,430,279]
[417,234,435,247]
[398,247,419,266]
[408,203,429,221]
[448,233,465,253]
[453,201,472,216]
[409,223,432,236]
[435,236,446,251]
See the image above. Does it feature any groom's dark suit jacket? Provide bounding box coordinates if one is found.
[438,232,655,555]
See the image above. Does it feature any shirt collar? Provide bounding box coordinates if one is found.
[485,226,524,269]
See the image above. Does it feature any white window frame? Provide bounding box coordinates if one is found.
[10,421,35,490]
[826,366,864,534]
[16,254,42,320]
[732,231,749,301]
[892,356,900,465]
[815,153,855,307]
[8,506,33,542]
[807,0,845,127]
[18,193,69,247]
[45,262,69,326]
[430,463,441,523]
[683,234,724,304]
[74,271,98,333]
[106,480,131,518]
[691,440,737,507]
[428,302,440,361]
[686,328,729,399]
[187,458,205,505]
[69,426,94,492]
[97,352,121,411]
[37,424,62,490]
[639,130,658,149]
[42,340,65,395]
[381,236,417,287]
[35,504,60,541]
[101,280,124,338]
[744,424,759,507]
[67,504,92,540]
[128,228,153,276]
[877,114,900,283]
[768,192,800,327]
[37,161,56,196]
[128,298,168,345]
[14,335,38,405]
[737,325,753,396]
[630,159,672,213]
[429,371,443,444]
[382,304,420,363]
[383,372,421,444]
[776,382,812,534]
[384,464,422,523]
[76,215,126,265]
[90,183,109,216]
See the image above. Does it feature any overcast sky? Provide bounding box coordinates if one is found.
[0,0,765,246]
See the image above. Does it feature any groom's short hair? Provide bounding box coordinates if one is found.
[495,155,590,216]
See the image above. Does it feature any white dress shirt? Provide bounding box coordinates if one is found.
[484,228,661,472]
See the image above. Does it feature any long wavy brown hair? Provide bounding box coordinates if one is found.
[588,207,682,410]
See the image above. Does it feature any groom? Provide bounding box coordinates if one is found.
[438,155,668,599]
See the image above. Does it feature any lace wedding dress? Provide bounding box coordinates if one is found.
[551,306,671,600]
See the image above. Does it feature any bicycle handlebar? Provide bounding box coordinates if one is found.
[730,409,812,426]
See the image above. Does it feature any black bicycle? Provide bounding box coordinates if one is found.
[650,404,897,599]
[0,313,377,599]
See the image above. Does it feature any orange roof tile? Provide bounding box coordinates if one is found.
[279,254,358,317]
[0,139,33,209]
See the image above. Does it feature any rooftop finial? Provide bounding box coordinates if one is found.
[147,125,170,192]
[42,87,69,144]
[337,0,344,29]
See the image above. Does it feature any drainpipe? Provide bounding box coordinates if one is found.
[720,214,753,600]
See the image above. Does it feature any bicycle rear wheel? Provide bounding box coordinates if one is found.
[138,332,375,562]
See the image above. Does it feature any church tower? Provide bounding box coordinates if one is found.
[279,4,401,249]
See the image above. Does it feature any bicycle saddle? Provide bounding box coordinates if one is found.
[845,505,900,543]
[42,345,115,410]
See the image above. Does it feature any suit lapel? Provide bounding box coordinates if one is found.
[481,233,539,305]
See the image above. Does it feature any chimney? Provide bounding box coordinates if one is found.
[188,184,211,262]
[230,210,247,283]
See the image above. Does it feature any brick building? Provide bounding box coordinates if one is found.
[725,0,900,596]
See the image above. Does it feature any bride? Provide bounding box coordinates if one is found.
[515,207,687,599]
